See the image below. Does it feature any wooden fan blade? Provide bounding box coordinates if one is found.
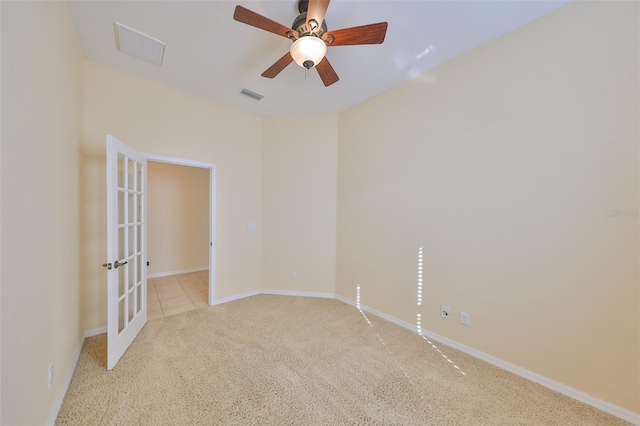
[233,5,295,39]
[262,52,294,78]
[306,0,330,32]
[325,22,388,46]
[316,57,339,87]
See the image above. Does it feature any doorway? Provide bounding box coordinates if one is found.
[144,153,217,318]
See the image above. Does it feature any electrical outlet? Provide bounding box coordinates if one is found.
[441,305,451,319]
[460,311,470,326]
[48,363,54,388]
[290,272,296,280]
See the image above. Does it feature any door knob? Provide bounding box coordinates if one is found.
[114,260,128,269]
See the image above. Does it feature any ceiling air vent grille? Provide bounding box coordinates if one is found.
[240,88,264,101]
[115,22,166,66]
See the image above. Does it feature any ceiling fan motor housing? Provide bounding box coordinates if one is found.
[291,12,327,37]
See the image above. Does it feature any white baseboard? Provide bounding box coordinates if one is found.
[261,289,336,299]
[83,326,107,338]
[148,266,208,279]
[336,295,417,329]
[212,290,260,305]
[335,294,640,425]
[211,290,335,306]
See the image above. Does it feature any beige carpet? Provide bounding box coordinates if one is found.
[57,295,627,425]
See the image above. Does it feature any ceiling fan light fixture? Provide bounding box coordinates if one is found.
[290,36,327,69]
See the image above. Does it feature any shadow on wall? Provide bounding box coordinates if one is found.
[80,145,108,332]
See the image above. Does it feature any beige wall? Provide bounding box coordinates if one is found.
[147,161,210,275]
[262,115,338,293]
[336,1,639,414]
[81,61,262,330]
[0,2,83,424]
[1,0,637,423]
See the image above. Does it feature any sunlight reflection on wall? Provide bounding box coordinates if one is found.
[416,247,466,376]
[353,248,465,379]
[356,283,424,395]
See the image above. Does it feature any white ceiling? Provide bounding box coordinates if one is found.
[66,0,570,117]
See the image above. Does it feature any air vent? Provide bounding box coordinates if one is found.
[115,22,166,66]
[240,88,264,101]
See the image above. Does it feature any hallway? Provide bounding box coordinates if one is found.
[147,270,209,319]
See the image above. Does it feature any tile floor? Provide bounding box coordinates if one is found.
[147,270,209,320]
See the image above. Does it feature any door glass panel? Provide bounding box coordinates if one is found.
[118,190,125,224]
[135,225,141,256]
[118,227,125,261]
[136,165,142,193]
[136,254,142,283]
[136,225,144,253]
[136,194,142,223]
[128,159,135,191]
[128,291,135,323]
[128,192,135,225]
[117,154,125,189]
[128,224,136,256]
[118,262,126,298]
[131,161,138,192]
[128,259,135,292]
[118,297,126,333]
[136,282,143,315]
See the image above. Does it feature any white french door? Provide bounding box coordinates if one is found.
[105,135,147,370]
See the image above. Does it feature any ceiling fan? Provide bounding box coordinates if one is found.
[233,0,388,87]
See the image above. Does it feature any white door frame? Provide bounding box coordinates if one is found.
[143,153,217,305]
